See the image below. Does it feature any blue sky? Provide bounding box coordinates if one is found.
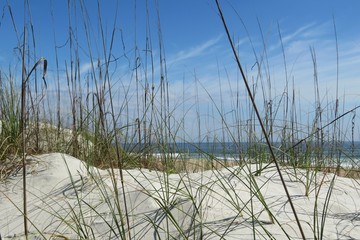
[1,0,360,141]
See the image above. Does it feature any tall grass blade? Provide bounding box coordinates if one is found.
[214,1,306,239]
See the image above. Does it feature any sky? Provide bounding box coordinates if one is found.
[0,0,360,142]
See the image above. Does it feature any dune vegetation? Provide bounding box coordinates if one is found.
[0,0,359,239]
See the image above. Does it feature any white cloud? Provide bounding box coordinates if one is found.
[168,34,223,65]
[79,62,94,75]
[281,22,319,44]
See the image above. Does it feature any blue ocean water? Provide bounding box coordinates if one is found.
[124,141,360,167]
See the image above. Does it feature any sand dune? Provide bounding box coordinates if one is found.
[1,153,359,239]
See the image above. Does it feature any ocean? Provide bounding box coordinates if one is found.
[123,141,360,167]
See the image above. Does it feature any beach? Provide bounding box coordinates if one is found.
[1,0,360,239]
[1,153,359,239]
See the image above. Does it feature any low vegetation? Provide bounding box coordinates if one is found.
[0,0,359,239]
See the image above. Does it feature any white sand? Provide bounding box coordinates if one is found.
[0,153,359,239]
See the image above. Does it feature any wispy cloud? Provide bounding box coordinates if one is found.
[80,62,94,75]
[173,22,360,128]
[168,34,223,65]
[281,22,319,44]
[267,21,332,55]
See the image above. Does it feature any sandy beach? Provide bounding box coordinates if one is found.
[0,153,359,239]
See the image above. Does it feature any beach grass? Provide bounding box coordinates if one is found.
[0,0,359,239]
